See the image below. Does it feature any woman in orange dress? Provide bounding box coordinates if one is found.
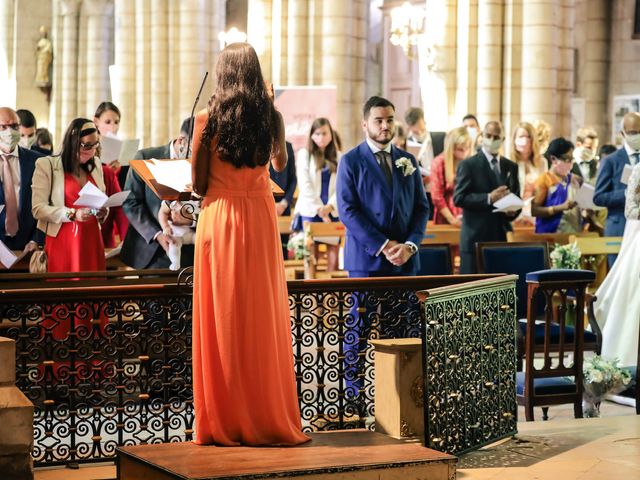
[191,43,309,447]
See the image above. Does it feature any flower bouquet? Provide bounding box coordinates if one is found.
[550,242,581,269]
[582,355,632,417]
[287,231,311,260]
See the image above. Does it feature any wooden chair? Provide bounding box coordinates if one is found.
[303,221,347,279]
[416,244,453,275]
[476,241,602,369]
[516,269,595,421]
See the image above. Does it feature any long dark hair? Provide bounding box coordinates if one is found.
[201,43,278,168]
[59,118,98,174]
[307,118,338,174]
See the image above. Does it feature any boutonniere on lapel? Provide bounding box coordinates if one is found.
[395,157,416,177]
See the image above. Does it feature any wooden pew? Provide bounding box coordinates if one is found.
[507,230,599,246]
[569,235,624,290]
[278,215,293,235]
[304,222,347,279]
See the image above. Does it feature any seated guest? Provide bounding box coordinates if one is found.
[531,137,582,234]
[120,118,192,269]
[293,118,341,271]
[16,109,37,150]
[33,127,53,156]
[269,141,296,258]
[0,107,42,254]
[430,127,471,226]
[31,118,108,273]
[453,120,520,274]
[92,102,129,248]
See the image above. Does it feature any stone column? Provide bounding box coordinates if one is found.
[113,0,136,139]
[248,0,273,80]
[557,0,576,137]
[454,0,478,122]
[521,1,558,130]
[501,0,523,144]
[150,0,169,146]
[0,0,16,106]
[135,0,150,145]
[287,0,308,85]
[421,0,457,131]
[476,0,504,121]
[58,0,81,140]
[84,0,114,117]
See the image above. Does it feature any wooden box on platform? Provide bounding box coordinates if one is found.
[116,430,456,480]
[371,338,424,439]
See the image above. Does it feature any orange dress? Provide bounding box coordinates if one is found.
[191,112,309,446]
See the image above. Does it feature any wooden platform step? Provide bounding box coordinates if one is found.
[117,429,456,480]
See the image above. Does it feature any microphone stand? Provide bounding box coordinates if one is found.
[186,71,209,160]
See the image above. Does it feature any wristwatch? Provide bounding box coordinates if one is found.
[406,242,418,255]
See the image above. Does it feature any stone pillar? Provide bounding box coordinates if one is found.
[476,0,504,121]
[58,0,81,140]
[521,1,558,131]
[454,0,478,122]
[501,0,523,144]
[135,0,150,145]
[113,0,136,139]
[150,0,169,146]
[248,0,273,78]
[557,0,576,137]
[0,0,16,107]
[421,0,457,131]
[0,337,34,480]
[84,0,114,117]
[287,0,308,85]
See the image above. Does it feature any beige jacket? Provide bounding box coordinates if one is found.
[31,156,106,237]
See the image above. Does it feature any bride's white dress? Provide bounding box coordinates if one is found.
[594,164,640,367]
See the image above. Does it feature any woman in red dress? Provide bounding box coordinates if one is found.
[31,119,109,341]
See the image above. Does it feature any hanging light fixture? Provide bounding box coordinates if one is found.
[389,1,425,60]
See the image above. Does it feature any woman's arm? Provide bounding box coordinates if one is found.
[271,110,287,172]
[191,110,210,196]
[31,157,71,224]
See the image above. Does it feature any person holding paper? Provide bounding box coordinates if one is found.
[191,43,309,446]
[594,112,640,266]
[31,118,108,276]
[453,120,520,274]
[531,138,582,234]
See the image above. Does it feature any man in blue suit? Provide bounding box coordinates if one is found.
[336,96,429,403]
[337,96,429,278]
[594,112,640,266]
[0,107,43,254]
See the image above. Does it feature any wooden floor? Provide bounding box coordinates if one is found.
[34,401,637,480]
[117,429,456,480]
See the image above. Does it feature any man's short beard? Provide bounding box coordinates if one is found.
[368,128,395,146]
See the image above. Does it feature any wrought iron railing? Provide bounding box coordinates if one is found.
[0,270,499,466]
[420,275,519,455]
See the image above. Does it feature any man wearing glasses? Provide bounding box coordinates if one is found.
[0,107,43,255]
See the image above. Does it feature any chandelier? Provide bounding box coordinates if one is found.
[389,2,425,59]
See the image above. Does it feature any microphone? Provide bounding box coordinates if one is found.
[186,71,209,159]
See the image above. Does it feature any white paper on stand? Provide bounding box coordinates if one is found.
[574,183,602,210]
[492,193,524,213]
[73,182,131,208]
[146,159,192,192]
[621,164,633,185]
[0,239,18,269]
[100,136,140,166]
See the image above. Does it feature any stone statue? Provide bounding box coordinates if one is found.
[35,26,53,87]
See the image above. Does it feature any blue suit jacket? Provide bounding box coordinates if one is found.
[593,147,630,236]
[336,142,429,275]
[0,146,43,249]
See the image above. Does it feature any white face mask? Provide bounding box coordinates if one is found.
[0,128,21,153]
[514,137,529,149]
[624,132,640,151]
[466,126,478,142]
[573,146,595,163]
[482,136,502,155]
[19,134,36,149]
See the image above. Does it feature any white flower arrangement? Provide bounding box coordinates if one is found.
[550,242,581,269]
[395,157,416,177]
[582,355,632,417]
[287,231,311,260]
